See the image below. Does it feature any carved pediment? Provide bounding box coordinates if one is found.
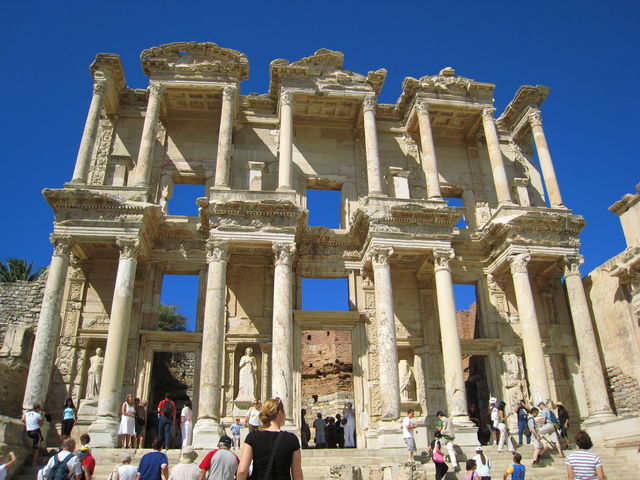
[497,85,550,136]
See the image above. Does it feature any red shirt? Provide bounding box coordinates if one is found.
[82,455,96,475]
[198,449,239,470]
[157,399,175,416]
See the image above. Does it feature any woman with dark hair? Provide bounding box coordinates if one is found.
[496,401,515,453]
[61,397,76,440]
[557,402,570,449]
[180,399,193,447]
[237,397,303,480]
[565,430,606,480]
[429,431,449,480]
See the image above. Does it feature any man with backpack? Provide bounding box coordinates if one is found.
[41,438,82,480]
[536,402,564,458]
[157,394,176,449]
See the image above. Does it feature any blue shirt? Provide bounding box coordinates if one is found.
[63,407,75,420]
[230,423,242,436]
[138,451,168,480]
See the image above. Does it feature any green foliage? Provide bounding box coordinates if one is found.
[157,303,187,331]
[0,258,45,283]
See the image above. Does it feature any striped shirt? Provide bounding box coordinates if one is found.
[566,450,602,480]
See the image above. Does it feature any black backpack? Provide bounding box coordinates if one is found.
[162,400,173,416]
[49,454,73,480]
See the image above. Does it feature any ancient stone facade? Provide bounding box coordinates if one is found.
[14,42,626,448]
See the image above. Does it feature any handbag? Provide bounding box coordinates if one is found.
[432,441,445,463]
[262,431,284,479]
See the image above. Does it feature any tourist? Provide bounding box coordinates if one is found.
[335,414,344,448]
[0,452,16,480]
[244,400,261,434]
[557,402,570,449]
[435,410,458,470]
[61,397,76,441]
[78,445,95,480]
[157,393,176,450]
[135,398,147,449]
[343,402,356,448]
[527,408,549,466]
[326,417,337,448]
[300,410,311,449]
[402,410,418,462]
[138,439,169,480]
[537,401,564,458]
[22,403,44,466]
[236,397,302,480]
[41,438,82,480]
[229,417,243,449]
[119,394,136,448]
[196,435,239,480]
[313,413,326,448]
[180,400,193,447]
[430,431,449,480]
[496,401,516,453]
[514,399,530,445]
[473,446,492,480]
[111,455,137,480]
[465,459,480,480]
[502,452,525,480]
[565,430,606,480]
[80,434,91,449]
[169,446,199,480]
[489,397,499,446]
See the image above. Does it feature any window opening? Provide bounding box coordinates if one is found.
[306,189,342,228]
[454,283,479,339]
[302,278,349,311]
[168,184,205,216]
[159,274,199,332]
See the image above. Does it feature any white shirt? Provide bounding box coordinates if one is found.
[181,407,192,423]
[25,411,43,431]
[402,416,415,438]
[473,453,492,476]
[0,464,7,480]
[490,407,499,428]
[42,451,82,480]
[246,407,260,427]
[117,465,138,480]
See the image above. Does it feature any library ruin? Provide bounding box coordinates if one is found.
[8,42,640,449]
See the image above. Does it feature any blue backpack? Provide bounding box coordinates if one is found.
[49,454,73,480]
[548,410,559,425]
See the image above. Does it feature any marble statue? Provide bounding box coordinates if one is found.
[86,347,104,399]
[236,347,257,401]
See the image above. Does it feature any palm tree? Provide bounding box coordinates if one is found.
[0,258,45,283]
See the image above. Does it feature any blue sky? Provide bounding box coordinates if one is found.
[1,0,638,327]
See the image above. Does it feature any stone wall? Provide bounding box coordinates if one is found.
[0,276,46,348]
[301,330,353,398]
[605,366,640,416]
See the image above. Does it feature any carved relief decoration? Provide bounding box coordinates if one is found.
[433,249,455,271]
[89,115,116,186]
[273,242,296,266]
[206,240,231,263]
[508,253,531,274]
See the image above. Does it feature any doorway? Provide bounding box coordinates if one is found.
[465,354,491,445]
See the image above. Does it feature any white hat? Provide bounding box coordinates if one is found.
[475,446,483,452]
[489,397,497,404]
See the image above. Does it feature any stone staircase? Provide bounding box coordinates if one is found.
[10,444,636,479]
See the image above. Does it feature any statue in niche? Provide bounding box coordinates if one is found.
[235,347,258,402]
[85,348,104,399]
[399,359,416,402]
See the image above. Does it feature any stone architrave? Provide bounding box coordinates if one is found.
[213,86,235,189]
[134,83,163,188]
[528,110,564,208]
[277,91,293,191]
[416,102,442,199]
[23,235,73,410]
[362,96,384,196]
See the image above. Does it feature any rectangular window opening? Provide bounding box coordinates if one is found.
[168,183,205,216]
[454,283,479,339]
[444,196,467,229]
[159,274,199,332]
[302,277,349,311]
[306,188,342,229]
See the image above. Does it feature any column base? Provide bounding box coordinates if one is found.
[192,419,224,449]
[276,186,294,192]
[366,421,405,448]
[87,416,119,447]
[212,184,231,191]
[449,424,480,446]
[69,178,86,185]
[551,202,567,209]
[367,191,387,197]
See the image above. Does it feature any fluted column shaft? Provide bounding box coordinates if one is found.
[528,110,564,208]
[508,253,551,404]
[363,96,384,196]
[71,79,107,184]
[371,247,400,420]
[416,103,442,199]
[23,235,73,409]
[433,249,470,422]
[277,91,293,191]
[271,243,296,420]
[214,86,235,189]
[134,84,163,188]
[564,255,613,416]
[482,108,513,205]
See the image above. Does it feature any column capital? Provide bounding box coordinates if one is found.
[148,83,164,98]
[508,253,531,274]
[116,236,140,259]
[93,79,108,96]
[206,239,231,263]
[50,234,74,257]
[362,95,377,113]
[563,254,584,278]
[280,90,293,106]
[416,101,430,116]
[273,242,296,266]
[481,107,496,120]
[527,109,543,128]
[222,86,236,101]
[369,246,394,267]
[433,248,455,272]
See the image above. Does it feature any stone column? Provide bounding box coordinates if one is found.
[193,240,230,448]
[362,95,384,196]
[370,246,400,420]
[277,91,293,191]
[433,249,470,423]
[89,237,139,446]
[563,255,613,417]
[271,243,296,420]
[416,103,442,199]
[71,79,107,184]
[213,86,235,190]
[23,235,73,409]
[508,253,551,404]
[134,83,163,188]
[528,110,564,208]
[482,108,513,205]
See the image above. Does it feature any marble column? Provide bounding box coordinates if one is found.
[134,83,163,188]
[416,103,442,199]
[508,253,551,404]
[71,79,107,184]
[193,240,230,448]
[89,237,139,446]
[528,110,564,208]
[214,86,235,190]
[370,246,400,420]
[23,235,73,409]
[482,108,513,206]
[271,243,296,420]
[563,255,613,417]
[433,249,470,423]
[277,91,293,191]
[363,95,384,196]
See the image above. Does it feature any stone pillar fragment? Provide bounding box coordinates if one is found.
[277,91,293,191]
[134,83,163,188]
[362,96,384,196]
[193,240,230,447]
[528,110,565,208]
[563,255,613,417]
[214,86,235,189]
[416,103,442,199]
[481,108,513,205]
[23,235,73,409]
[508,253,551,404]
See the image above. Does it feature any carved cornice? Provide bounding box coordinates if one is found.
[508,253,531,274]
[433,248,454,272]
[50,234,73,257]
[368,246,394,267]
[206,239,231,263]
[496,85,549,136]
[273,242,296,266]
[116,236,140,259]
[563,254,583,278]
